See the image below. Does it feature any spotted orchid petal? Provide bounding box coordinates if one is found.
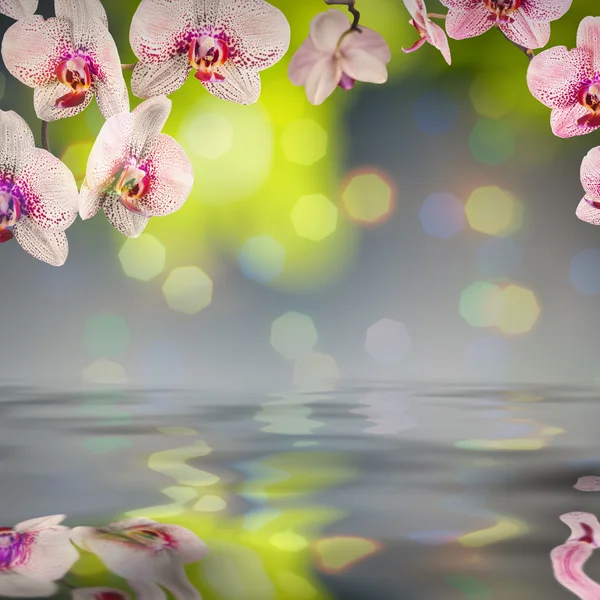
[103,200,149,238]
[438,0,479,8]
[55,0,108,32]
[498,10,550,49]
[338,27,391,84]
[581,146,600,199]
[0,571,58,598]
[71,519,207,599]
[130,0,289,104]
[577,16,600,75]
[445,4,492,40]
[0,0,37,20]
[520,0,572,23]
[0,110,35,175]
[551,102,599,138]
[72,587,131,600]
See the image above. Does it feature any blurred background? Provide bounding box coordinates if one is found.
[1,0,599,390]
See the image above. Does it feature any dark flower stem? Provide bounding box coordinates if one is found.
[41,120,50,153]
[121,63,136,71]
[324,0,361,31]
[498,28,535,60]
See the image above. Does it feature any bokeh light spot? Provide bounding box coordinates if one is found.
[270,531,309,552]
[496,284,540,335]
[342,170,394,224]
[418,192,465,238]
[61,140,94,183]
[313,536,381,573]
[465,186,523,237]
[82,359,127,386]
[281,118,328,166]
[291,194,338,241]
[293,352,340,390]
[459,282,503,328]
[365,319,411,364]
[458,517,529,547]
[84,312,130,358]
[570,248,600,294]
[118,234,166,281]
[182,112,233,159]
[477,237,523,278]
[238,236,285,283]
[193,495,227,512]
[162,266,213,314]
[469,72,517,118]
[469,118,516,165]
[270,312,318,360]
[413,89,459,134]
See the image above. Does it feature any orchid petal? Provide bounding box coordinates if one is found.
[520,0,572,23]
[427,21,452,65]
[13,218,69,266]
[55,0,108,30]
[577,16,600,75]
[438,0,479,8]
[34,82,94,122]
[1,16,72,88]
[72,587,131,600]
[210,0,290,71]
[103,200,149,238]
[561,512,600,543]
[402,37,427,54]
[445,5,492,40]
[128,581,167,600]
[17,148,79,231]
[551,542,600,599]
[499,11,550,49]
[580,146,600,198]
[303,56,341,105]
[550,103,599,138]
[14,515,66,532]
[0,571,58,598]
[131,55,191,99]
[0,0,37,20]
[154,561,201,600]
[130,0,195,65]
[339,28,390,84]
[288,38,322,87]
[310,9,350,53]
[137,133,193,217]
[203,62,261,105]
[79,179,105,220]
[576,198,600,226]
[402,0,427,22]
[131,96,172,160]
[0,110,35,175]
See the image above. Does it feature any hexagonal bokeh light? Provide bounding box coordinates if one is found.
[460,282,504,329]
[238,236,285,283]
[281,118,328,166]
[293,352,340,390]
[465,186,523,237]
[342,170,395,225]
[291,194,338,242]
[419,193,465,239]
[119,234,166,281]
[495,284,541,335]
[365,319,411,364]
[270,312,318,360]
[162,266,213,314]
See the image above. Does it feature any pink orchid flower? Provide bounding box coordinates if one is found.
[576,146,600,225]
[551,512,600,600]
[439,0,572,49]
[402,0,451,65]
[72,588,131,600]
[288,9,391,106]
[71,518,208,600]
[527,17,600,139]
[1,0,128,121]
[0,110,79,266]
[0,0,36,20]
[0,514,79,598]
[129,0,290,105]
[80,96,194,238]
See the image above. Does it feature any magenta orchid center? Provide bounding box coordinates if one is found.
[578,82,600,128]
[484,0,521,22]
[188,35,229,83]
[0,527,25,569]
[0,184,25,244]
[334,43,356,91]
[95,593,126,600]
[115,165,150,215]
[100,525,176,553]
[55,56,92,109]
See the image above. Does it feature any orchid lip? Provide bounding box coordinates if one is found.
[189,35,228,83]
[115,164,150,215]
[484,0,521,22]
[0,183,25,243]
[55,55,93,107]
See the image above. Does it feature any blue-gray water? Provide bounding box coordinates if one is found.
[1,383,600,599]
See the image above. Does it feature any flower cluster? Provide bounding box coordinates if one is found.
[0,0,595,266]
[0,514,207,599]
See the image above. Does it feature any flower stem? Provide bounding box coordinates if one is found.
[41,120,50,153]
[427,13,447,19]
[121,63,136,71]
[498,27,535,60]
[324,0,361,31]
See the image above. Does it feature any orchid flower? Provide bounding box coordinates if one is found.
[0,0,36,20]
[80,96,194,238]
[0,110,79,266]
[288,9,391,106]
[402,0,451,65]
[0,514,79,598]
[1,0,128,121]
[129,0,290,105]
[576,146,600,225]
[71,518,208,600]
[72,588,131,600]
[551,512,600,600]
[438,0,572,49]
[527,17,600,139]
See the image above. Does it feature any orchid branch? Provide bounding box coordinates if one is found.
[498,28,535,60]
[324,0,361,31]
[121,63,136,71]
[41,120,50,153]
[427,13,447,20]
